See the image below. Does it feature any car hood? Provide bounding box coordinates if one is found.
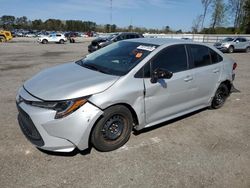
[24,62,119,101]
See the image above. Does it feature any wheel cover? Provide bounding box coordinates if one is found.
[101,115,125,140]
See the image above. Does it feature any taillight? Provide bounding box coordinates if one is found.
[233,62,237,70]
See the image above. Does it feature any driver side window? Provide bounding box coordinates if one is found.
[151,45,188,73]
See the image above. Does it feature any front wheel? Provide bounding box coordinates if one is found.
[91,105,133,152]
[211,84,229,109]
[228,46,234,53]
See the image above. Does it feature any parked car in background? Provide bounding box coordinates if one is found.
[214,37,250,53]
[38,33,67,44]
[16,38,237,153]
[65,32,80,43]
[25,33,36,38]
[88,32,144,52]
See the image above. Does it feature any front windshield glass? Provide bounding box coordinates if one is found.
[221,37,234,42]
[77,41,158,76]
[107,33,119,40]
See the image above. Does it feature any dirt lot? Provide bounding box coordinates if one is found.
[0,38,249,188]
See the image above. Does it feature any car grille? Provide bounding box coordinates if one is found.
[17,104,44,147]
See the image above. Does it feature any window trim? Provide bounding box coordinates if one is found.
[208,48,223,64]
[134,44,190,78]
[187,44,214,69]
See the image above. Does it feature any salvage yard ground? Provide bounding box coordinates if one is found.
[0,38,249,188]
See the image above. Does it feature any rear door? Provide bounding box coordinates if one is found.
[187,44,223,106]
[234,38,247,50]
[144,44,196,124]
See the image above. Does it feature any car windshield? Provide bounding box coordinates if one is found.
[221,37,234,42]
[77,41,158,76]
[107,33,119,40]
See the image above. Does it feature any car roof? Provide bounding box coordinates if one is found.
[126,38,192,46]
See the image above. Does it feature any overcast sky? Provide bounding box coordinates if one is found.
[0,0,213,31]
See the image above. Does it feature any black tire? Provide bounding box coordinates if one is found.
[42,39,48,44]
[0,36,6,42]
[211,84,229,109]
[245,46,250,53]
[91,105,133,152]
[59,39,64,44]
[228,46,234,53]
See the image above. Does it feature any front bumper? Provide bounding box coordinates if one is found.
[16,87,103,152]
[88,45,98,53]
[215,46,228,52]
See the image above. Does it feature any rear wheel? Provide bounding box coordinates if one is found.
[245,46,250,53]
[91,105,133,152]
[211,84,229,109]
[42,39,48,44]
[59,39,64,44]
[228,46,234,53]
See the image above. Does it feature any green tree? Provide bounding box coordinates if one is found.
[44,19,64,31]
[15,16,28,29]
[192,15,203,33]
[128,25,133,32]
[211,0,226,29]
[31,19,43,30]
[242,0,250,33]
[201,0,213,30]
[0,15,15,29]
[228,0,246,30]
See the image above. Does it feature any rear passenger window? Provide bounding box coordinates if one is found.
[190,45,211,68]
[209,48,223,63]
[152,45,188,73]
[240,38,247,42]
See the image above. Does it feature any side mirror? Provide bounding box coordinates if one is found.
[236,40,239,43]
[150,68,173,84]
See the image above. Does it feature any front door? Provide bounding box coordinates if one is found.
[144,44,196,125]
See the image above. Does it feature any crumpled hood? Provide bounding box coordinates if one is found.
[24,62,119,101]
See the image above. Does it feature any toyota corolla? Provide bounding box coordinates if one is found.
[16,38,237,152]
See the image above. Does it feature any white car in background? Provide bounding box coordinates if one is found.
[38,33,67,44]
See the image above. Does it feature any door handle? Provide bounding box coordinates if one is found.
[184,76,193,82]
[213,68,220,73]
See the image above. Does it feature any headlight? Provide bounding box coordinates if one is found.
[222,43,230,47]
[30,98,88,119]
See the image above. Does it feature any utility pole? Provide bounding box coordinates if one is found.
[110,0,113,33]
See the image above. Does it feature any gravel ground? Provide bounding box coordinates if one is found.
[0,38,249,188]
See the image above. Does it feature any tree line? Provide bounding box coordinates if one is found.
[0,15,180,34]
[192,0,250,34]
[1,0,250,34]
